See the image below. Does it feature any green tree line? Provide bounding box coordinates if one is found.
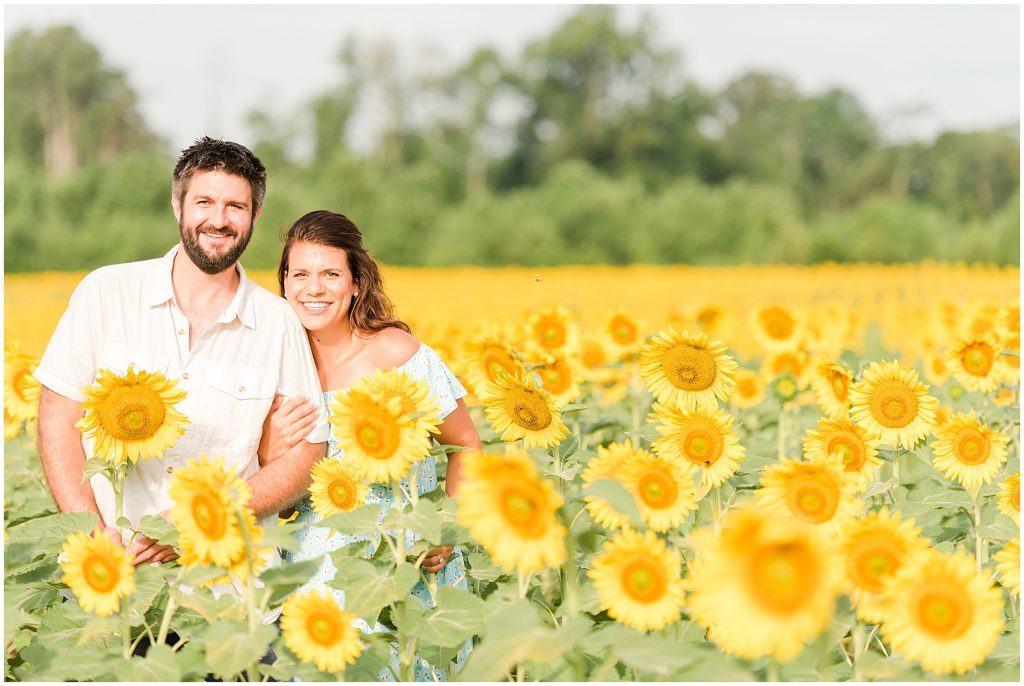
[4,7,1019,272]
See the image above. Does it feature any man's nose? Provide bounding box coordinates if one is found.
[211,204,229,228]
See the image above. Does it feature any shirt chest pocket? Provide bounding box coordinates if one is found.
[202,362,277,453]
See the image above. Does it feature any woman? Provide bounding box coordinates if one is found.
[262,209,482,681]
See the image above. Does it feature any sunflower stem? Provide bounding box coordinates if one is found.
[518,572,532,599]
[971,488,987,572]
[120,597,132,659]
[777,403,787,459]
[891,447,901,488]
[851,621,867,681]
[236,512,261,682]
[156,592,178,646]
[407,463,420,508]
[765,660,780,682]
[391,481,406,561]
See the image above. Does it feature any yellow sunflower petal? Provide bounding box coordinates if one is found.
[281,590,364,673]
[60,529,136,617]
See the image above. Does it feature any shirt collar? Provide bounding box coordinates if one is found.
[148,244,257,330]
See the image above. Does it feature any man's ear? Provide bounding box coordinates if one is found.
[171,194,182,224]
[252,205,263,225]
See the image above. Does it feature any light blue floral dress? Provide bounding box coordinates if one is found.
[285,344,472,681]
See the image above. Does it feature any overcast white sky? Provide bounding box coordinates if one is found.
[4,2,1020,156]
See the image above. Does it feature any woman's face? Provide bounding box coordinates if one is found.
[283,241,357,334]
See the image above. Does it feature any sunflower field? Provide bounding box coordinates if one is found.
[3,262,1021,681]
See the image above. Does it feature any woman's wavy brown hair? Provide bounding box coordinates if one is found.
[278,210,410,334]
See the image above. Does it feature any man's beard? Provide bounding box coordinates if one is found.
[179,219,253,275]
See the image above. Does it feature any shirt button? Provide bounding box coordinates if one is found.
[166,466,174,474]
[182,372,190,380]
[238,386,245,392]
[178,329,185,335]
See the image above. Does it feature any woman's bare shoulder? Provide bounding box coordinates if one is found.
[363,327,421,369]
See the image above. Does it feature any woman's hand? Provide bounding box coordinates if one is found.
[421,545,454,574]
[258,395,318,466]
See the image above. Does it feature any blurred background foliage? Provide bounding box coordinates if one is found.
[4,7,1019,272]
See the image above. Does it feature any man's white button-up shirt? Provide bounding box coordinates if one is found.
[35,244,330,534]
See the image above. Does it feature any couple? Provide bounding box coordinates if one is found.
[34,137,481,679]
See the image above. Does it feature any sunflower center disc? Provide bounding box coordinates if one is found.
[622,559,666,603]
[539,323,565,348]
[850,534,901,593]
[963,345,994,376]
[613,320,636,345]
[307,612,341,646]
[662,344,716,391]
[12,369,32,400]
[638,472,676,509]
[505,388,552,431]
[329,480,355,509]
[829,372,849,401]
[484,351,516,383]
[84,554,118,593]
[682,428,722,466]
[762,309,795,340]
[917,588,973,640]
[955,430,990,466]
[192,493,226,539]
[98,385,166,441]
[749,543,815,615]
[500,486,543,537]
[785,474,839,523]
[828,435,863,470]
[870,381,919,428]
[355,414,399,460]
[542,365,570,394]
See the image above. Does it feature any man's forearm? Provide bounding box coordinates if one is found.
[247,439,325,520]
[37,386,101,516]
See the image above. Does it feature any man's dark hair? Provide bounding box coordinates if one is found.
[172,136,267,213]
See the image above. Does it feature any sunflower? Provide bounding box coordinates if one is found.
[992,384,1017,406]
[809,361,854,420]
[60,529,136,617]
[638,329,737,411]
[994,537,1020,597]
[329,377,434,483]
[4,345,41,422]
[75,367,189,465]
[998,332,1020,382]
[457,446,566,574]
[5,409,22,441]
[930,411,1009,491]
[750,304,804,353]
[755,452,863,536]
[168,455,254,568]
[760,349,810,387]
[462,328,525,396]
[577,336,617,385]
[525,305,577,353]
[483,371,569,449]
[996,472,1019,523]
[605,309,645,359]
[849,360,937,449]
[944,334,1004,393]
[730,368,765,409]
[958,301,1001,340]
[522,346,581,405]
[619,450,697,532]
[879,550,1004,675]
[921,350,951,387]
[837,507,929,623]
[649,403,745,488]
[281,590,364,673]
[686,505,840,661]
[177,510,271,586]
[802,418,883,490]
[309,458,369,518]
[692,303,726,337]
[580,442,636,531]
[367,367,443,437]
[588,529,685,631]
[932,404,953,432]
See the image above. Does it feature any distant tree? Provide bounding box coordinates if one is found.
[4,25,159,181]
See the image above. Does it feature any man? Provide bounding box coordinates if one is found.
[35,137,328,567]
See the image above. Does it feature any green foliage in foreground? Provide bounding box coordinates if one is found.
[3,371,1020,681]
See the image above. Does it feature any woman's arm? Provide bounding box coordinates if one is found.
[434,398,482,498]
